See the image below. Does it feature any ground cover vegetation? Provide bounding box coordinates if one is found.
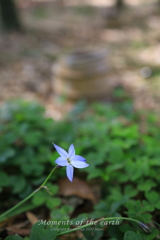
[0,89,160,239]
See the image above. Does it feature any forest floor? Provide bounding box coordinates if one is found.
[1,1,160,118]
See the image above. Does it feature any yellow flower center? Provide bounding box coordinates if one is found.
[67,158,71,164]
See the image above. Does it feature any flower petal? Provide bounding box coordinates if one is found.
[68,144,75,160]
[55,157,68,166]
[71,161,89,169]
[66,164,74,182]
[53,143,68,157]
[74,155,86,162]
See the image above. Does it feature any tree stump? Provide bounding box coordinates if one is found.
[52,48,112,100]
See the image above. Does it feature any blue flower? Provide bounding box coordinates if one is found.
[53,143,89,182]
[138,222,151,233]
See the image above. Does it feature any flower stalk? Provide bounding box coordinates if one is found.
[0,165,58,222]
[57,217,150,236]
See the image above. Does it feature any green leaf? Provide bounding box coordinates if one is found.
[118,174,129,183]
[72,213,89,225]
[110,196,129,213]
[30,222,57,240]
[126,200,142,214]
[50,209,70,221]
[124,231,143,240]
[32,191,46,206]
[50,206,73,221]
[155,201,160,209]
[145,191,159,203]
[144,191,160,211]
[140,228,159,240]
[46,183,58,195]
[21,164,44,177]
[82,222,104,240]
[10,176,27,194]
[142,200,154,212]
[61,205,74,214]
[126,200,152,222]
[5,235,24,240]
[31,177,45,185]
[0,148,15,162]
[23,131,43,146]
[46,197,61,209]
[120,223,134,234]
[110,188,124,203]
[108,225,123,239]
[138,180,156,192]
[0,171,10,186]
[19,184,32,199]
[108,145,124,163]
[139,213,152,223]
[124,185,138,198]
[87,168,102,180]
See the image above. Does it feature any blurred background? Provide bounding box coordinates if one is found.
[1,0,160,239]
[1,0,160,117]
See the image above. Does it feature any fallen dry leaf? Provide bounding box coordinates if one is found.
[0,219,9,230]
[26,211,38,225]
[6,220,30,236]
[58,177,97,205]
[7,227,30,236]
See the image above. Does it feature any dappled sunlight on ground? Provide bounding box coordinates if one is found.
[1,0,160,118]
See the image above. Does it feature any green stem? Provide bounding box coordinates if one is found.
[41,165,58,187]
[0,165,58,222]
[57,217,140,236]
